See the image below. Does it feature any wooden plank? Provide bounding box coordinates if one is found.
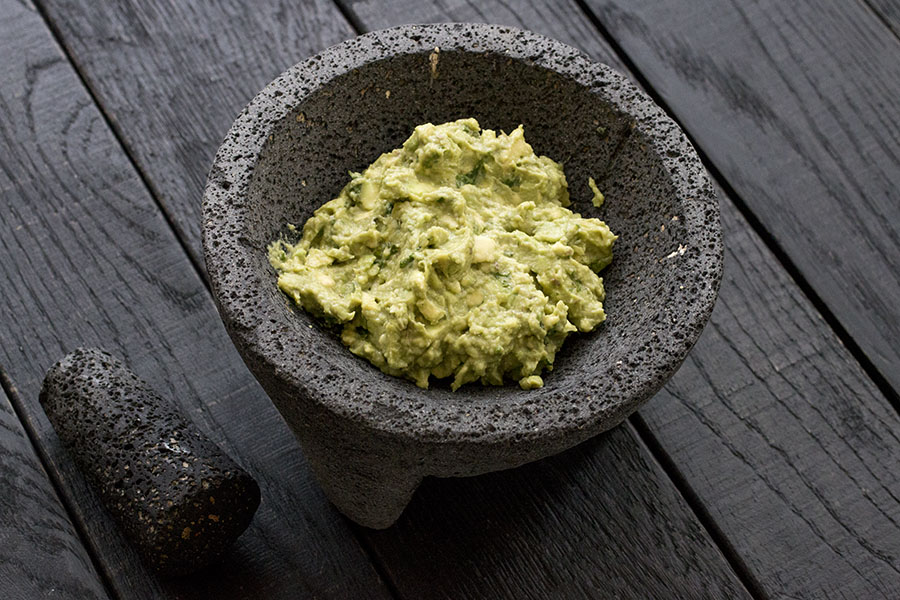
[34,0,357,271]
[340,1,900,597]
[35,0,900,597]
[345,0,622,63]
[363,425,750,599]
[0,2,390,598]
[30,1,754,598]
[864,0,900,38]
[582,0,900,396]
[0,384,109,600]
[640,187,900,600]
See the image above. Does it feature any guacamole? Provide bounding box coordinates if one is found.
[269,119,616,390]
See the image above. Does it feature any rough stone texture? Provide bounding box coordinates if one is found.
[202,23,722,528]
[40,348,261,575]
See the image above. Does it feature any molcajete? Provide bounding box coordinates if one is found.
[202,23,723,528]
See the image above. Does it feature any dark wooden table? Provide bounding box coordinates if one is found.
[2,1,898,598]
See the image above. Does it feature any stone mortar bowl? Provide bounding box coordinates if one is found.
[202,23,723,529]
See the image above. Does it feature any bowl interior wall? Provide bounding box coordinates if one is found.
[245,49,688,406]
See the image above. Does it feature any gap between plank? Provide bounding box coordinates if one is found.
[628,412,767,599]
[23,0,762,595]
[573,0,900,596]
[333,0,368,35]
[0,365,120,600]
[28,1,889,597]
[28,2,404,598]
[348,524,407,600]
[572,0,900,415]
[323,3,760,596]
[858,0,900,41]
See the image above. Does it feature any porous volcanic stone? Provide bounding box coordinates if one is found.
[202,23,723,528]
[40,348,260,575]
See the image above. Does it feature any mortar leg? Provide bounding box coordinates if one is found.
[295,422,422,529]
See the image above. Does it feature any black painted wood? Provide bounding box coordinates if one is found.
[339,1,900,597]
[582,0,900,397]
[28,1,755,598]
[865,0,900,38]
[343,0,617,60]
[27,0,900,597]
[640,189,900,599]
[0,384,109,600]
[0,2,389,598]
[35,0,356,273]
[363,425,749,600]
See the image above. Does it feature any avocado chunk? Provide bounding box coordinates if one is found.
[269,119,616,390]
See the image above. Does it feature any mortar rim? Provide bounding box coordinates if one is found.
[202,22,723,446]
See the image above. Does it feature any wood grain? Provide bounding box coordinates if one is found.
[0,384,109,600]
[28,0,756,597]
[640,186,900,599]
[0,2,389,598]
[363,424,749,600]
[340,1,900,597]
[864,0,900,38]
[346,0,621,62]
[30,0,900,597]
[583,0,900,396]
[35,0,356,272]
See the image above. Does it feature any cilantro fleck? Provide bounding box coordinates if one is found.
[455,160,484,187]
[501,174,521,188]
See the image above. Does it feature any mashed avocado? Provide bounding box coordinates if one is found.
[269,119,616,390]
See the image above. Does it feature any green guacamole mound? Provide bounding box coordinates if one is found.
[268,119,616,391]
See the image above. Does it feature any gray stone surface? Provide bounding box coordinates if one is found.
[40,348,261,574]
[202,23,722,528]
